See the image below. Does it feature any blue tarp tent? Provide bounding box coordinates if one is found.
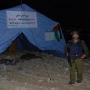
[0,4,66,58]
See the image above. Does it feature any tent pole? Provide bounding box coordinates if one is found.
[20,0,22,7]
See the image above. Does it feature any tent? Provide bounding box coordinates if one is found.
[0,4,66,58]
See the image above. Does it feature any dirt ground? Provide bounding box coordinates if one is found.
[0,50,90,90]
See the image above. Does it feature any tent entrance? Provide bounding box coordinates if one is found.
[15,33,41,52]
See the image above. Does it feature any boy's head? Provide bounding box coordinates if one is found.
[71,31,79,40]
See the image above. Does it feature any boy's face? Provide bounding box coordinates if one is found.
[72,33,79,40]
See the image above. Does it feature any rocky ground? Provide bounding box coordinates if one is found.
[0,50,90,90]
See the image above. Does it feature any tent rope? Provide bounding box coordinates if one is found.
[41,56,52,81]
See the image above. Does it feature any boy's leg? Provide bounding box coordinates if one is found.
[69,61,76,83]
[76,59,83,82]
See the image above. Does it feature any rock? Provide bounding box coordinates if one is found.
[66,68,69,71]
[57,74,60,77]
[88,70,90,73]
[38,80,43,82]
[50,87,55,90]
[25,82,27,85]
[47,78,51,82]
[0,64,6,71]
[84,63,89,66]
[17,68,25,74]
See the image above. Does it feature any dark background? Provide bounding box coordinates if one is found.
[0,0,90,49]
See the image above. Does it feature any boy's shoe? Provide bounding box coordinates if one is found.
[68,81,75,85]
[76,80,82,83]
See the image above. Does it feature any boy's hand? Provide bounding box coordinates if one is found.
[66,53,69,57]
[81,54,86,59]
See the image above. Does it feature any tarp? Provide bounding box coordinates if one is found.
[0,4,66,58]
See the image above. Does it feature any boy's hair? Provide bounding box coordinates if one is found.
[71,30,80,36]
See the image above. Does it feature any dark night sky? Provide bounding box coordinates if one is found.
[0,0,90,28]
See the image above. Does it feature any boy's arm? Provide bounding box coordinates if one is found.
[81,40,89,58]
[64,41,71,56]
[64,44,69,56]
